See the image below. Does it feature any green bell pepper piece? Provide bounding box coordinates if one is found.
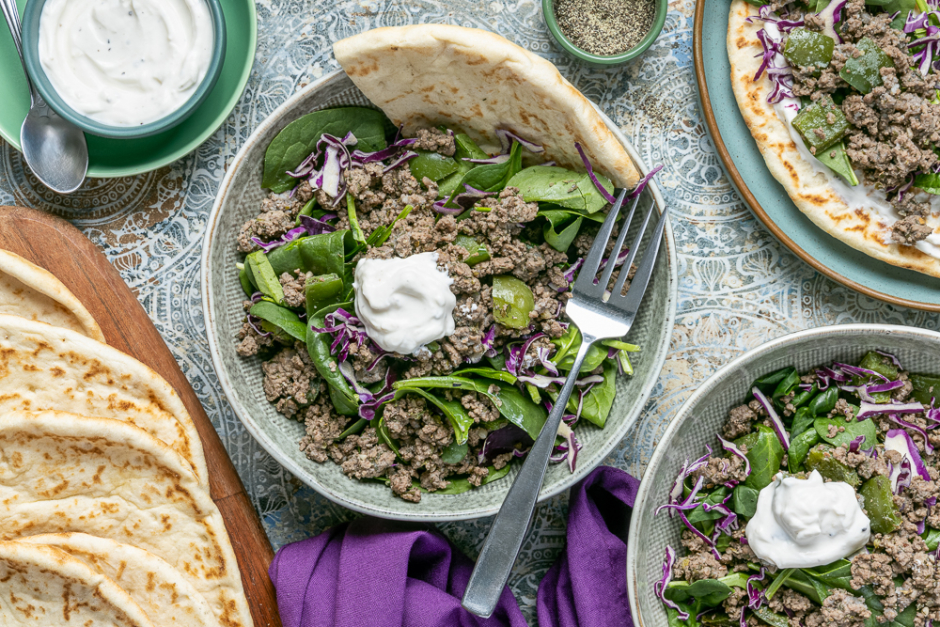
[860,475,902,534]
[454,234,490,265]
[492,275,535,329]
[803,443,861,486]
[792,96,850,154]
[246,251,284,304]
[839,37,894,94]
[859,350,899,380]
[910,373,940,405]
[783,28,834,70]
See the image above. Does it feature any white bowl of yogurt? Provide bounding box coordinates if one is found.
[21,0,227,138]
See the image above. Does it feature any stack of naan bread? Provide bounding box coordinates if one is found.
[0,249,252,627]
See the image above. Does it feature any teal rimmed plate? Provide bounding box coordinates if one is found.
[0,0,256,177]
[694,0,940,312]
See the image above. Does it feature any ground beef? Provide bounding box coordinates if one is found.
[690,455,749,487]
[723,404,757,439]
[412,128,456,156]
[805,589,871,627]
[262,345,320,418]
[787,0,940,220]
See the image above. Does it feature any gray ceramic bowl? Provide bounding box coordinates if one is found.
[627,324,940,626]
[21,0,226,139]
[201,69,678,521]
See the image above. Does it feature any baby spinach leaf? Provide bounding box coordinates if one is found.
[263,107,389,193]
[753,367,793,393]
[299,231,347,278]
[541,210,583,253]
[816,141,859,186]
[783,570,828,604]
[732,485,759,517]
[771,367,800,401]
[554,326,607,373]
[922,527,940,551]
[790,406,816,439]
[305,273,344,315]
[891,600,917,627]
[442,440,469,465]
[266,238,306,276]
[753,607,789,627]
[451,367,518,384]
[443,141,523,208]
[808,386,839,415]
[667,605,700,627]
[736,425,785,491]
[238,264,254,296]
[665,579,734,607]
[574,361,617,428]
[804,560,853,591]
[337,418,367,440]
[250,301,307,342]
[508,165,614,213]
[814,415,877,449]
[410,150,458,182]
[393,376,547,440]
[788,427,820,472]
[376,417,400,456]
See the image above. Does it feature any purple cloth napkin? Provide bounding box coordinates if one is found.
[270,466,640,627]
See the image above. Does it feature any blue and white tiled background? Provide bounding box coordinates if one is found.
[2,0,937,622]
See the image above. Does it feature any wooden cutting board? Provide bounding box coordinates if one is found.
[0,205,282,627]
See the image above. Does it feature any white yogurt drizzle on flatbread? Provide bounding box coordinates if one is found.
[763,21,940,259]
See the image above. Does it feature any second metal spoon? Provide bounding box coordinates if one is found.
[0,0,87,194]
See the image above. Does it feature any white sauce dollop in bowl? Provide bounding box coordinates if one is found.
[22,0,225,136]
[746,470,871,569]
[353,252,457,355]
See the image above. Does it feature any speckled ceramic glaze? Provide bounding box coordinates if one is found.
[202,69,678,521]
[627,324,940,627]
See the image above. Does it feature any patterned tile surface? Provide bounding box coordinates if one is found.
[2,0,937,622]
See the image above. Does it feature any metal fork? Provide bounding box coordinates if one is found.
[461,187,670,618]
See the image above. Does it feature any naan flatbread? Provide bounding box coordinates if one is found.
[22,533,221,627]
[0,540,155,627]
[0,313,208,485]
[334,24,641,189]
[727,0,940,277]
[0,248,105,340]
[0,412,251,627]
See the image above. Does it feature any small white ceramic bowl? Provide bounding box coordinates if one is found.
[627,323,940,626]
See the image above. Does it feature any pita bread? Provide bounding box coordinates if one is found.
[333,24,641,189]
[0,412,252,627]
[0,313,208,485]
[727,0,940,277]
[0,540,155,627]
[0,249,105,341]
[21,533,221,627]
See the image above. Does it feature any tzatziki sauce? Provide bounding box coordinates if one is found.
[745,470,871,569]
[38,0,214,127]
[353,252,457,355]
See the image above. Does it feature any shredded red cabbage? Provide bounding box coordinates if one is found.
[574,143,617,204]
[717,434,751,476]
[752,386,790,450]
[857,400,925,420]
[848,435,865,453]
[496,129,544,154]
[753,28,795,103]
[563,258,584,283]
[816,0,847,43]
[466,154,511,165]
[905,10,940,75]
[886,429,931,491]
[250,225,307,253]
[888,413,934,454]
[629,164,664,200]
[655,547,689,620]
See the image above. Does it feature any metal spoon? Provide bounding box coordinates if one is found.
[0,0,87,194]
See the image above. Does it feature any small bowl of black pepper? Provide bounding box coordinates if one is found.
[543,0,667,66]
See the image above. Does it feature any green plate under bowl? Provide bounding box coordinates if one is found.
[0,0,256,178]
[694,0,940,312]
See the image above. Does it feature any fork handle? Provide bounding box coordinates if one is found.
[462,338,595,618]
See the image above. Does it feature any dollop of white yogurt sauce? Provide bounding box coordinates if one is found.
[353,252,456,355]
[745,470,871,569]
[763,22,940,259]
[39,0,214,127]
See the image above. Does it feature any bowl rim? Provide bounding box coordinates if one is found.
[200,67,679,521]
[541,0,668,65]
[20,0,227,139]
[626,322,940,625]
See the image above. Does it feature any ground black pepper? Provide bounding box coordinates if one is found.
[554,0,656,56]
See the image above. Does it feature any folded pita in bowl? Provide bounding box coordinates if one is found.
[0,248,105,341]
[21,533,221,627]
[0,313,207,485]
[0,411,251,627]
[333,24,641,188]
[0,540,155,627]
